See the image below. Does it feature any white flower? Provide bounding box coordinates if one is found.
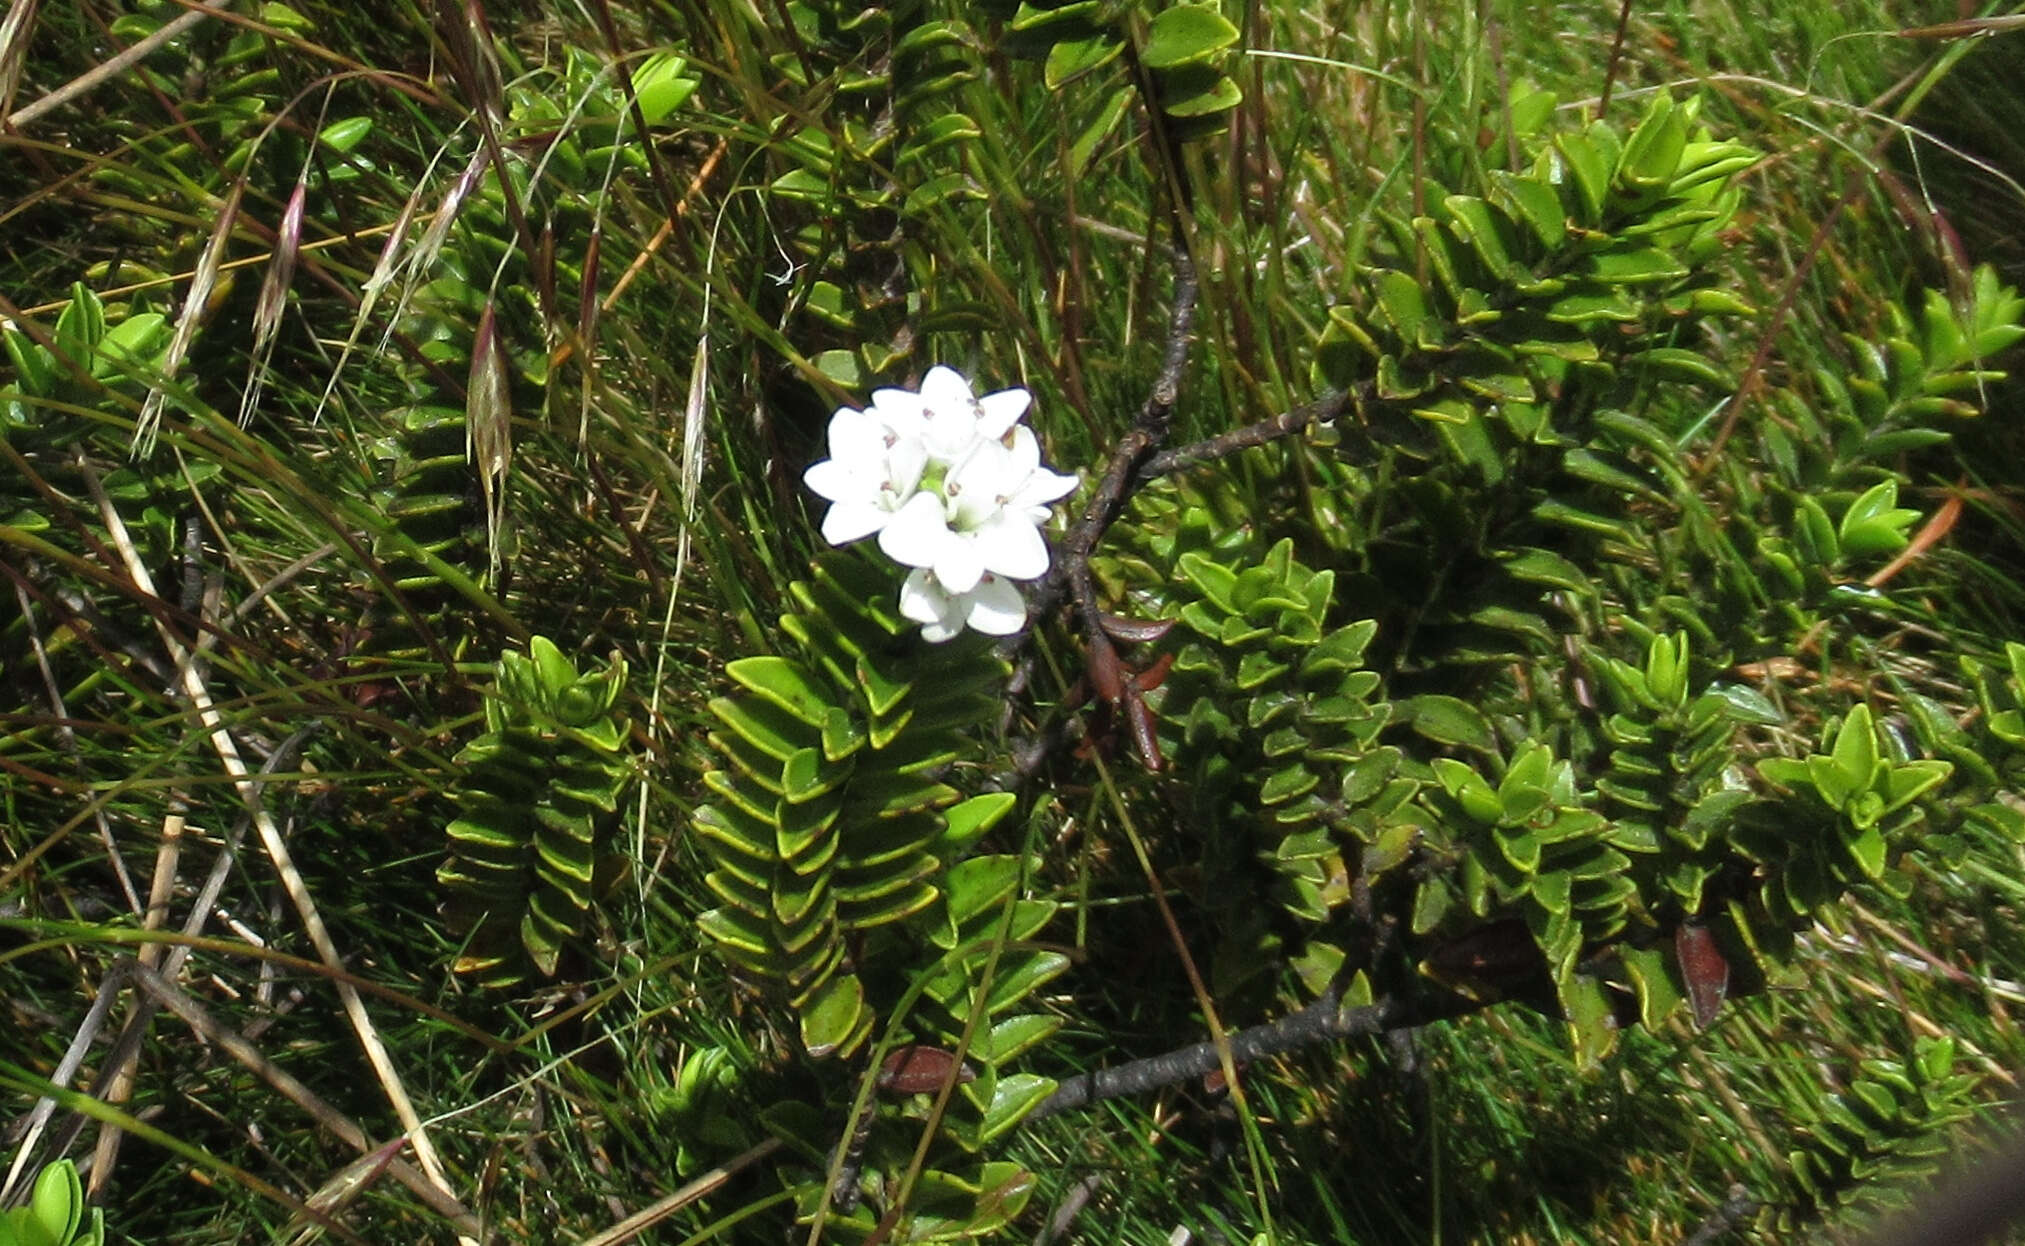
[870,365,1031,467]
[899,568,1027,641]
[876,427,1077,594]
[802,404,928,545]
[802,365,1078,641]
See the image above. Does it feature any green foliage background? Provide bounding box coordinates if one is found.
[4,0,2025,1242]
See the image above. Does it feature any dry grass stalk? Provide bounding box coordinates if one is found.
[138,182,242,457]
[468,299,512,577]
[239,178,308,428]
[73,457,465,1211]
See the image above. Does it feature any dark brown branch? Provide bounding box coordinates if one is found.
[1014,247,1200,650]
[1134,388,1351,484]
[1027,983,1485,1122]
[1676,1185,1759,1246]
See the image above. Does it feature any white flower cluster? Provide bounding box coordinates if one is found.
[804,366,1078,641]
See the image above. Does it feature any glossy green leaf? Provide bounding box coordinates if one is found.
[977,1073,1056,1142]
[1881,759,1951,813]
[1489,169,1566,249]
[940,792,1017,856]
[1375,269,1433,343]
[1615,92,1686,191]
[1621,944,1683,1029]
[985,949,1070,1014]
[1408,695,1497,752]
[1553,131,1610,225]
[1069,86,1133,177]
[709,696,816,762]
[1140,4,1240,69]
[1838,480,1920,557]
[939,854,1022,935]
[53,283,106,362]
[1443,194,1518,280]
[1434,758,1503,825]
[799,974,867,1058]
[1010,0,1104,32]
[631,52,697,124]
[1580,246,1689,286]
[26,1159,84,1246]
[1845,823,1888,880]
[975,1014,1062,1064]
[726,656,834,727]
[1561,973,1619,1068]
[1830,705,1881,796]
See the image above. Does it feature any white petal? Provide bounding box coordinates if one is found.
[898,569,964,642]
[877,491,953,569]
[820,500,888,545]
[887,435,927,496]
[974,512,1050,580]
[804,457,868,505]
[826,406,883,464]
[962,574,1027,635]
[918,616,963,643]
[898,567,951,622]
[917,365,975,413]
[868,387,931,438]
[920,414,982,465]
[934,533,986,595]
[945,441,1011,528]
[975,386,1031,438]
[1011,465,1079,509]
[1005,424,1041,475]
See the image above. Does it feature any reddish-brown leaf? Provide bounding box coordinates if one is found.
[1675,923,1730,1029]
[1135,650,1177,693]
[1202,1060,1246,1095]
[1097,612,1177,645]
[1088,633,1123,703]
[1124,684,1162,772]
[876,1045,975,1094]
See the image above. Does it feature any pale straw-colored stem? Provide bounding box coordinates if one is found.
[6,0,238,130]
[77,456,462,1211]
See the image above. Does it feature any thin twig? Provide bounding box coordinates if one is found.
[1135,389,1350,483]
[1033,1173,1103,1246]
[5,0,237,130]
[1013,246,1199,650]
[1029,982,1482,1121]
[1693,167,1858,472]
[1596,0,1635,120]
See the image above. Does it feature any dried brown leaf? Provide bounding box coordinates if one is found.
[877,1045,975,1094]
